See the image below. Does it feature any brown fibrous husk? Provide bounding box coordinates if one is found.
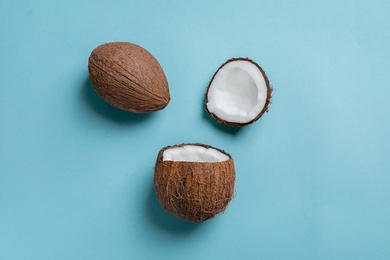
[88,42,170,113]
[205,57,273,127]
[154,143,236,222]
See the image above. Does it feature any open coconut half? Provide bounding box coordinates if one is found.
[154,143,235,222]
[205,58,272,126]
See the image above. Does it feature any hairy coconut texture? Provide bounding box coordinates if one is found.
[154,144,236,222]
[88,42,170,113]
[205,58,272,127]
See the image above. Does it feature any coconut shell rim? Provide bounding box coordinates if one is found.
[205,57,273,127]
[156,143,233,164]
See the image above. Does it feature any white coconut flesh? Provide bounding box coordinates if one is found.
[163,145,229,162]
[207,60,268,123]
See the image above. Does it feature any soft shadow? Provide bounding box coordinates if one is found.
[145,183,201,235]
[81,77,154,123]
[202,108,242,135]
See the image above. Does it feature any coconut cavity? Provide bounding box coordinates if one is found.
[206,58,272,126]
[154,143,235,222]
[163,145,229,162]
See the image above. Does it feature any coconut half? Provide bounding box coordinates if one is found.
[205,58,272,126]
[154,143,235,222]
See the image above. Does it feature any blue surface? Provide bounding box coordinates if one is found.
[1,0,390,259]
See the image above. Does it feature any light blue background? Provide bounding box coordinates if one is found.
[1,0,389,259]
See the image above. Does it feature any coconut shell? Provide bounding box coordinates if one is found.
[88,42,170,113]
[154,143,236,222]
[205,57,273,127]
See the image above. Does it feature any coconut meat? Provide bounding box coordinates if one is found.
[206,60,268,123]
[163,145,229,162]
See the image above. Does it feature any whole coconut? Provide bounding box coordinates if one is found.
[88,42,170,113]
[154,143,236,222]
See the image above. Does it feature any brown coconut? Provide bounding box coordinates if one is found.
[205,58,272,127]
[88,42,170,113]
[154,143,236,222]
